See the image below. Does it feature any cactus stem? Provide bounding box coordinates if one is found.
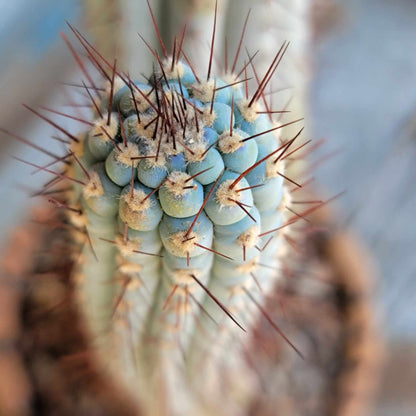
[10,11,326,410]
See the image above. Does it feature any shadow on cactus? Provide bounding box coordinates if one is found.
[5,3,347,416]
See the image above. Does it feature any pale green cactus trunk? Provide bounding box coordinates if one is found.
[21,2,313,415]
[69,61,297,407]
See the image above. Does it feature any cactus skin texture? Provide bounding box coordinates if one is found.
[17,13,312,415]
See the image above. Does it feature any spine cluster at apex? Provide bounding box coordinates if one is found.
[66,31,303,348]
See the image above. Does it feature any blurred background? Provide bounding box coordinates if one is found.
[0,0,415,414]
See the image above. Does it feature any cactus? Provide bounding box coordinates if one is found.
[6,3,335,415]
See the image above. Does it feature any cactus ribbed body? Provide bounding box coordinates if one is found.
[63,44,300,413]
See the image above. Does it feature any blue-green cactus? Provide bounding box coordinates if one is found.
[64,47,304,360]
[11,15,311,414]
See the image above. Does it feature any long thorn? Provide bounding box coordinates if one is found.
[229,128,303,190]
[60,32,101,98]
[107,59,117,125]
[146,0,168,58]
[207,0,218,81]
[185,169,223,238]
[22,104,80,143]
[243,287,303,358]
[13,156,86,186]
[231,9,251,73]
[40,106,94,126]
[191,274,245,332]
[0,127,62,159]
